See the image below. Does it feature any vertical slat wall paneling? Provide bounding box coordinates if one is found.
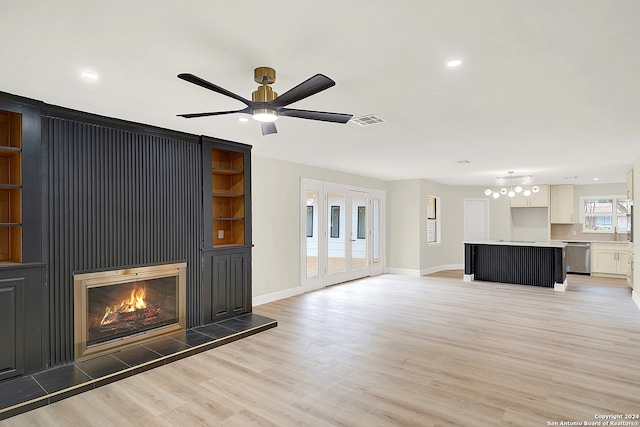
[44,115,202,366]
[473,244,555,287]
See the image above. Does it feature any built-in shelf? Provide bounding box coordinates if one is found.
[211,148,245,247]
[0,110,22,263]
[202,139,252,322]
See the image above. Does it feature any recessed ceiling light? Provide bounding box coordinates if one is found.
[80,71,98,80]
[446,59,462,68]
[593,177,600,181]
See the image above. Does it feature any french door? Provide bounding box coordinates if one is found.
[301,179,384,289]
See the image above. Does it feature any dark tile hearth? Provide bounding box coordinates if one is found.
[0,314,276,421]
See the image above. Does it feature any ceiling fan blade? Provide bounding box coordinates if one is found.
[279,108,353,124]
[178,73,253,107]
[261,122,277,135]
[177,107,251,118]
[270,74,335,108]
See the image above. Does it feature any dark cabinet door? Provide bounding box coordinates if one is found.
[204,248,250,323]
[0,266,44,381]
[211,253,231,320]
[0,278,24,381]
[229,252,248,315]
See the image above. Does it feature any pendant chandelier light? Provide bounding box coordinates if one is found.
[484,171,540,199]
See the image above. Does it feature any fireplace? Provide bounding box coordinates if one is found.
[74,263,187,360]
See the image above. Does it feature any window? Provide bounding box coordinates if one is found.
[330,206,340,238]
[306,206,314,237]
[580,196,631,233]
[427,195,440,244]
[357,206,366,239]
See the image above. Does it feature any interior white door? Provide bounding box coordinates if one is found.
[464,199,490,241]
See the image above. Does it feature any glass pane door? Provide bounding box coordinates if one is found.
[327,192,346,275]
[301,180,384,289]
[351,193,368,271]
[305,190,319,279]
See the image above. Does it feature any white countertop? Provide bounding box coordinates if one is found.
[464,240,567,248]
[550,239,630,244]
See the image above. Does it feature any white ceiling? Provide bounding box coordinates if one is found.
[1,1,638,187]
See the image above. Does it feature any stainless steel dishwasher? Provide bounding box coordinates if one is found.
[564,242,591,274]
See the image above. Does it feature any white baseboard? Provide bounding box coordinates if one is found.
[384,264,464,276]
[253,286,308,306]
[632,289,640,310]
[384,267,421,276]
[421,264,464,276]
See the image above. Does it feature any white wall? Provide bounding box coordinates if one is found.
[251,155,386,298]
[511,208,549,241]
[423,184,512,272]
[385,180,421,272]
[385,179,513,274]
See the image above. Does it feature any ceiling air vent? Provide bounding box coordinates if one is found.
[351,114,384,126]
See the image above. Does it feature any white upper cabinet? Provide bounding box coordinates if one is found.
[550,185,575,223]
[510,184,549,208]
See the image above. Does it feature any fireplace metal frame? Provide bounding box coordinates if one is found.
[73,262,187,361]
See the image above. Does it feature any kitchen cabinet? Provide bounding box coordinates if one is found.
[550,185,574,223]
[627,169,633,200]
[510,184,549,208]
[591,242,630,277]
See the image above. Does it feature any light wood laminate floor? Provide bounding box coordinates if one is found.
[3,272,640,426]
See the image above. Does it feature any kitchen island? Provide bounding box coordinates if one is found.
[464,240,567,291]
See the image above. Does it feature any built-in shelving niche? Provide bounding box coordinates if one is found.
[0,110,21,264]
[211,148,245,246]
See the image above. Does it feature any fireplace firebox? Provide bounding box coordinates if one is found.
[74,263,186,360]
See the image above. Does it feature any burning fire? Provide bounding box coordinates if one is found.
[100,286,147,326]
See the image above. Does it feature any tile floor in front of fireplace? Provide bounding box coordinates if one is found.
[0,313,277,420]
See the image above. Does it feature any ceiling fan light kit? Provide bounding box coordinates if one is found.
[251,67,278,122]
[177,66,353,135]
[484,171,540,199]
[252,109,278,122]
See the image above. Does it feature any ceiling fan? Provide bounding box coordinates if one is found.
[177,67,353,135]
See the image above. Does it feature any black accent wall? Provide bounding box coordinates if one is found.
[42,111,204,366]
[0,90,253,376]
